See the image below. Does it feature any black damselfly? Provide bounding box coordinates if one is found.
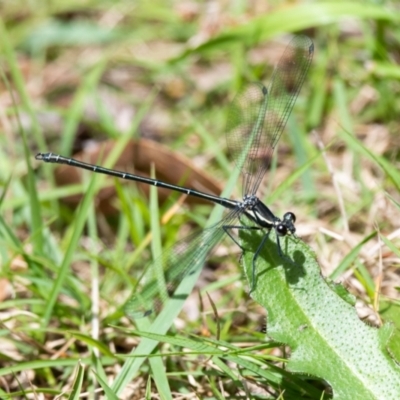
[36,35,313,318]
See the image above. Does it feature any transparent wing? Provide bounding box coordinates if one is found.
[226,35,314,196]
[124,209,241,319]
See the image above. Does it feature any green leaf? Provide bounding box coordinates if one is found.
[331,231,377,280]
[68,361,84,400]
[380,300,400,363]
[127,329,324,397]
[68,332,117,358]
[93,370,119,400]
[23,19,121,52]
[240,228,400,399]
[172,2,400,60]
[339,128,400,192]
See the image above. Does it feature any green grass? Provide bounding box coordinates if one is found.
[1,0,400,398]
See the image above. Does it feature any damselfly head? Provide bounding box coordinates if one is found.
[276,212,297,236]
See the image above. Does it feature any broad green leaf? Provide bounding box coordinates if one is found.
[240,228,400,399]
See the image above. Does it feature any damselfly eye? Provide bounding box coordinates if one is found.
[284,212,296,223]
[276,224,288,236]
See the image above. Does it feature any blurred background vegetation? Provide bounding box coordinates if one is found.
[1,0,400,398]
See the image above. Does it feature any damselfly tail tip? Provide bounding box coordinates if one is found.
[35,153,44,160]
